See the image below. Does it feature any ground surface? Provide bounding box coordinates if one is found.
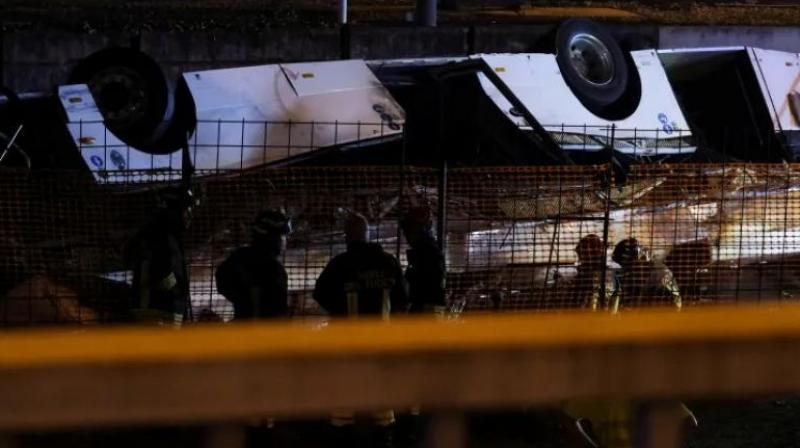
[13,399,800,447]
[4,1,800,31]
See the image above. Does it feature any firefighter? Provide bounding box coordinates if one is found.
[571,234,618,311]
[562,239,693,448]
[396,206,446,448]
[563,236,626,446]
[314,212,407,317]
[665,239,712,303]
[313,212,407,448]
[124,187,196,326]
[611,238,682,310]
[215,209,291,320]
[400,206,446,314]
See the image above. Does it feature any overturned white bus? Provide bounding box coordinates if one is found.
[2,20,799,182]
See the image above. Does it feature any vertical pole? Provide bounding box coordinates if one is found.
[181,136,194,322]
[416,0,437,26]
[600,125,615,309]
[395,125,408,259]
[466,25,476,54]
[436,77,447,253]
[0,26,5,86]
[339,0,351,59]
[338,0,348,24]
[437,159,448,253]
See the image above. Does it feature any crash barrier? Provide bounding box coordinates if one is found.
[2,303,800,448]
[1,162,800,324]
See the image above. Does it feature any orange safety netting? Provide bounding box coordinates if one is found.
[3,163,800,325]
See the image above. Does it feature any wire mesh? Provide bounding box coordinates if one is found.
[62,120,699,186]
[444,165,609,312]
[189,166,439,320]
[0,166,441,324]
[6,120,800,325]
[67,119,404,184]
[540,124,695,159]
[625,163,800,305]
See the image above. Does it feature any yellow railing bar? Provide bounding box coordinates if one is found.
[0,303,797,368]
[0,303,799,431]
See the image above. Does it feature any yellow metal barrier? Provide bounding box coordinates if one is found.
[1,303,800,438]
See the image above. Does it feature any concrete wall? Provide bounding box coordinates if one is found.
[4,24,800,93]
[2,26,474,92]
[140,29,340,85]
[659,26,800,53]
[350,26,469,59]
[2,28,342,92]
[2,31,131,92]
[471,23,660,54]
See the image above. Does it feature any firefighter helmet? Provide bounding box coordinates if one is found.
[612,237,647,267]
[575,234,605,266]
[253,209,292,236]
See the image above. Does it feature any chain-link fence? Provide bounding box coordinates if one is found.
[4,159,800,325]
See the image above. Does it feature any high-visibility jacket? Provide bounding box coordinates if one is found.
[124,216,189,325]
[314,241,406,428]
[313,242,407,318]
[616,260,682,310]
[571,265,620,311]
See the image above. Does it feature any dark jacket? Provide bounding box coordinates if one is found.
[215,245,288,319]
[616,260,681,310]
[313,242,408,317]
[405,235,446,313]
[124,212,189,321]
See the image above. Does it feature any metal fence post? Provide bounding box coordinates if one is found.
[338,0,351,60]
[600,124,615,308]
[338,0,348,24]
[395,126,408,259]
[435,75,448,254]
[416,0,437,26]
[437,159,448,253]
[0,27,5,86]
[339,23,351,59]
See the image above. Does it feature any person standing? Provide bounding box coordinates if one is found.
[563,237,692,448]
[400,206,446,314]
[314,212,407,318]
[611,238,682,310]
[570,234,618,311]
[216,209,292,320]
[124,187,197,326]
[313,212,407,448]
